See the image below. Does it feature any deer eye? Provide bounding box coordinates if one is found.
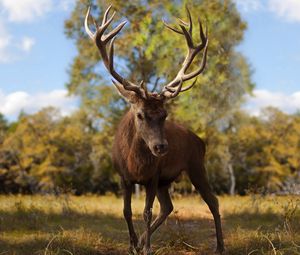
[159,112,167,121]
[137,113,144,120]
[159,116,166,122]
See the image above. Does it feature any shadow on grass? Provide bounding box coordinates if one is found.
[0,208,129,240]
[0,207,219,255]
[2,206,299,255]
[0,237,126,255]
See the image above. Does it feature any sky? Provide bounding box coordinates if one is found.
[0,0,300,121]
[235,0,300,115]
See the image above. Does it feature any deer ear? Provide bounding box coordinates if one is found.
[113,81,138,104]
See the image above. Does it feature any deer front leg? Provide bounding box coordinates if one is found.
[142,178,158,255]
[122,180,138,253]
[139,185,173,247]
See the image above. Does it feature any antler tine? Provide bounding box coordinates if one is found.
[184,40,208,80]
[165,77,198,93]
[85,5,147,100]
[180,77,197,92]
[112,79,145,98]
[140,80,149,99]
[108,37,115,72]
[85,7,95,39]
[178,18,189,26]
[163,78,183,98]
[179,24,193,48]
[185,6,193,35]
[92,16,99,28]
[103,20,127,43]
[98,11,116,38]
[162,19,184,35]
[102,5,112,25]
[199,18,207,47]
[160,8,208,99]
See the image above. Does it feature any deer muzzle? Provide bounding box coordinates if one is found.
[152,140,168,157]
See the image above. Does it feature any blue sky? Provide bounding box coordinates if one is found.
[0,0,300,120]
[235,0,300,115]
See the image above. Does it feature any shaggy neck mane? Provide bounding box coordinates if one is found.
[121,110,156,172]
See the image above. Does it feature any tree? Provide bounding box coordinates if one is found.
[64,0,254,193]
[65,0,253,121]
[0,108,96,194]
[226,108,300,194]
[0,113,8,143]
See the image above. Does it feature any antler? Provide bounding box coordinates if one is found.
[161,6,208,99]
[85,6,148,99]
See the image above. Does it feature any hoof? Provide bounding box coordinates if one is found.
[128,241,139,254]
[127,247,137,255]
[128,235,138,254]
[138,234,146,249]
[142,247,152,255]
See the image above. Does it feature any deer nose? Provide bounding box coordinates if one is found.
[154,142,168,155]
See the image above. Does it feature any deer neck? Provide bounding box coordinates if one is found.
[125,111,158,181]
[126,111,153,158]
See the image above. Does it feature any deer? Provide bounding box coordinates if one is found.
[85,5,224,255]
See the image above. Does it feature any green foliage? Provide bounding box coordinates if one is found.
[0,113,8,144]
[0,108,119,194]
[1,1,298,195]
[64,0,253,125]
[62,0,254,195]
[228,108,300,194]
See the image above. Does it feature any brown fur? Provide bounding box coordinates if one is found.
[112,96,224,254]
[113,110,205,185]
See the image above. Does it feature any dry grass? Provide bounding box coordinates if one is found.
[0,194,300,255]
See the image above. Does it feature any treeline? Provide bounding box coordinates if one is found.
[0,109,118,195]
[1,0,299,195]
[0,107,299,195]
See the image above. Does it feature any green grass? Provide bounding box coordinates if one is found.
[0,194,300,254]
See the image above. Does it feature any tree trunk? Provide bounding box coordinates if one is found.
[135,184,140,199]
[228,163,235,195]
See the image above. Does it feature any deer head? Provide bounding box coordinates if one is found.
[85,5,208,157]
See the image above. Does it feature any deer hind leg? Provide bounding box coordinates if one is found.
[139,184,173,248]
[187,165,225,254]
[122,180,138,253]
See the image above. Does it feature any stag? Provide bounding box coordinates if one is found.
[85,5,224,255]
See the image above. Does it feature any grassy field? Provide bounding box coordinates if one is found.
[0,194,300,255]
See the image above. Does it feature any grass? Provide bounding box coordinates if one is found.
[0,194,300,254]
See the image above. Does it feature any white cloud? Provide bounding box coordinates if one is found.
[0,0,52,23]
[0,0,73,63]
[0,89,78,120]
[0,19,13,63]
[58,0,75,12]
[245,89,300,116]
[20,37,36,52]
[233,0,263,12]
[234,0,300,23]
[268,0,300,22]
[0,21,35,62]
